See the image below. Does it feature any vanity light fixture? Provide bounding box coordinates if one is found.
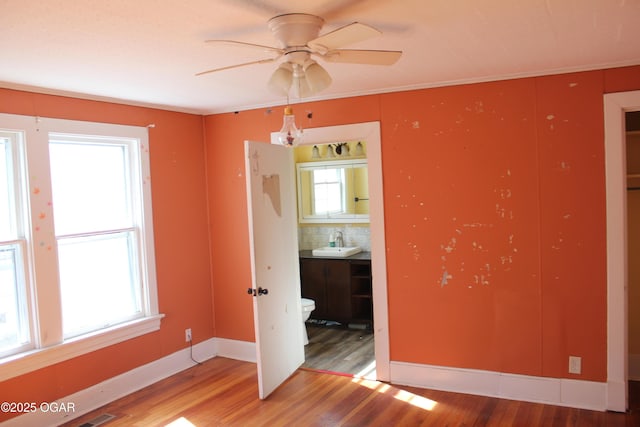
[311,145,320,158]
[355,141,365,156]
[277,105,302,146]
[326,144,335,158]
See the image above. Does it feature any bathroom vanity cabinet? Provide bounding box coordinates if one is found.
[299,252,372,327]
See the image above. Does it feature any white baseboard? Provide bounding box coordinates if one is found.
[7,339,612,425]
[4,338,223,427]
[215,337,257,363]
[390,361,607,411]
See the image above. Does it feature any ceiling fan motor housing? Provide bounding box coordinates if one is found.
[267,13,324,49]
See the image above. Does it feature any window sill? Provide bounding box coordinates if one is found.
[0,314,164,382]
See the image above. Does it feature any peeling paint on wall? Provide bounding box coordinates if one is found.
[441,270,451,287]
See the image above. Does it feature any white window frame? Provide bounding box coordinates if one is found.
[0,113,162,382]
[0,130,34,358]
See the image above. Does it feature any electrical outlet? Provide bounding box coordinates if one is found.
[569,356,581,374]
[185,328,192,343]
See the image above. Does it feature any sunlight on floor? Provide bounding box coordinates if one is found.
[165,416,196,427]
[354,360,377,379]
[352,377,438,411]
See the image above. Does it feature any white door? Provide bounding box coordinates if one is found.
[245,140,304,399]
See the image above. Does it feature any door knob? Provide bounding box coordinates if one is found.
[247,287,269,296]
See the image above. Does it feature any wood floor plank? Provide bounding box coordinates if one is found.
[302,325,374,375]
[62,357,640,427]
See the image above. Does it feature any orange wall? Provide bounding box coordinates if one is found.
[2,65,639,422]
[206,66,640,382]
[0,89,214,422]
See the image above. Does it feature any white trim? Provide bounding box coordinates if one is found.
[1,337,218,427]
[272,121,390,382]
[215,337,257,363]
[0,315,164,382]
[604,90,640,412]
[390,361,607,411]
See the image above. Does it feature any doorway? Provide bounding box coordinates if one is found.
[604,90,640,411]
[627,111,640,415]
[294,141,375,378]
[270,121,390,381]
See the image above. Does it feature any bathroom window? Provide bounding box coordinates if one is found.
[0,113,160,380]
[312,167,346,215]
[296,159,369,223]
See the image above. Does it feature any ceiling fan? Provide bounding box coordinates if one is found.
[196,13,402,98]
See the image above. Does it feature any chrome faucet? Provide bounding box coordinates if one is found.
[334,231,344,248]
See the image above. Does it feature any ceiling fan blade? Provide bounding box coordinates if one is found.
[308,22,381,53]
[204,39,283,55]
[322,49,402,66]
[195,57,280,76]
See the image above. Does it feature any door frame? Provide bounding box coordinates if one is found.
[604,90,640,411]
[271,121,390,381]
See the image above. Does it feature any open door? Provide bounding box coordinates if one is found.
[245,140,304,399]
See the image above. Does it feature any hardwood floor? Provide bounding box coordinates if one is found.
[63,357,640,427]
[302,324,375,377]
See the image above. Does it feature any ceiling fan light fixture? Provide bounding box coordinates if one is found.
[292,75,312,98]
[268,62,293,96]
[277,105,302,146]
[291,65,313,98]
[303,60,332,94]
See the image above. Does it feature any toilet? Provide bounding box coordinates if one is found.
[301,298,316,345]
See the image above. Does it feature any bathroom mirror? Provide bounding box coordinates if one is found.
[296,159,369,223]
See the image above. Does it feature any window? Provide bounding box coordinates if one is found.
[0,132,31,358]
[312,167,346,215]
[49,136,144,338]
[296,159,369,223]
[0,113,160,380]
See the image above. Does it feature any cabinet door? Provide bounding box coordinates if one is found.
[300,259,327,318]
[326,260,351,322]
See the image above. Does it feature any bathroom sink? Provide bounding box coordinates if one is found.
[312,246,362,257]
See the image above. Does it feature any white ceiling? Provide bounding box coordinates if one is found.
[1,0,639,114]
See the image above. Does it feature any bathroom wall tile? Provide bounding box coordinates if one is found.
[298,225,371,251]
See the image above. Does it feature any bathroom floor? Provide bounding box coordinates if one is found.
[302,323,375,378]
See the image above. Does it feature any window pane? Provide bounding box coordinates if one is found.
[59,232,142,338]
[0,137,15,240]
[49,142,132,235]
[313,168,345,215]
[0,245,30,355]
[314,168,340,183]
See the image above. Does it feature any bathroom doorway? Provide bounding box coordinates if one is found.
[294,141,375,378]
[626,111,640,413]
[604,90,640,411]
[276,121,389,381]
[627,110,640,372]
